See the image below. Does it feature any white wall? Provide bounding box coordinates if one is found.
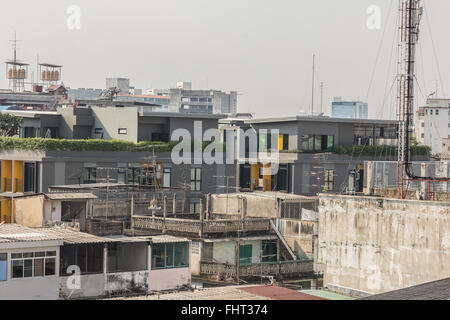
[148,267,191,291]
[0,244,61,300]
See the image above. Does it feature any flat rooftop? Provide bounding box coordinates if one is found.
[245,116,397,125]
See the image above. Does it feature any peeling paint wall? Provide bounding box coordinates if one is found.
[280,219,316,257]
[318,194,450,294]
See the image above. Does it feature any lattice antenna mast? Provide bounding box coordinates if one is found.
[397,0,422,197]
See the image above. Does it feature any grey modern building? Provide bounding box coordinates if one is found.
[1,102,224,143]
[220,115,425,196]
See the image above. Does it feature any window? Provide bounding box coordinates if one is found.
[278,134,289,151]
[302,135,334,152]
[83,167,97,184]
[190,202,200,214]
[436,110,439,115]
[24,162,36,193]
[151,243,189,270]
[430,110,433,115]
[127,168,141,185]
[95,128,103,134]
[0,253,7,281]
[117,168,126,184]
[190,168,202,191]
[118,128,127,135]
[163,168,171,188]
[11,251,56,279]
[202,243,214,262]
[324,170,335,191]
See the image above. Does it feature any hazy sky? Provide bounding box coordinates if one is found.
[1,0,449,119]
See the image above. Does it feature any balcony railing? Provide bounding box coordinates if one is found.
[132,215,271,235]
[200,260,314,278]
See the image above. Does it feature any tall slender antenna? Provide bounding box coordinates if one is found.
[311,54,315,115]
[320,82,324,115]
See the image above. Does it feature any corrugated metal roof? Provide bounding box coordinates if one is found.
[0,224,62,243]
[150,235,190,244]
[45,193,97,200]
[36,227,113,245]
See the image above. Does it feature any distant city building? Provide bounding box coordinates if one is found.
[150,82,238,115]
[106,78,130,95]
[417,98,450,156]
[331,98,368,119]
[68,88,103,100]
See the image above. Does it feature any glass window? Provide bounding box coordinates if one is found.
[302,135,314,151]
[45,258,56,276]
[24,163,36,193]
[166,243,174,268]
[12,260,23,278]
[24,259,33,277]
[83,167,97,184]
[324,169,335,191]
[0,253,7,281]
[163,168,171,188]
[117,168,126,184]
[34,259,44,277]
[152,244,165,269]
[190,168,202,191]
[174,243,189,267]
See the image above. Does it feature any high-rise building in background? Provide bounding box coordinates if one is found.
[106,78,130,95]
[416,98,450,157]
[331,98,368,119]
[149,82,238,115]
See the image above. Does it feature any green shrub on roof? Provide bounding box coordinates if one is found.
[0,137,224,153]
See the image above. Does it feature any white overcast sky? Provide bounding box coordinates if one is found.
[0,0,449,119]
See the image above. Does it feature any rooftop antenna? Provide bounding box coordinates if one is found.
[320,82,324,115]
[311,54,316,115]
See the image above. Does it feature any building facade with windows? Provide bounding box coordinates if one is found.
[220,116,402,196]
[416,98,450,157]
[0,224,63,300]
[331,99,368,119]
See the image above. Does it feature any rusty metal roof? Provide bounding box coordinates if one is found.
[0,224,62,244]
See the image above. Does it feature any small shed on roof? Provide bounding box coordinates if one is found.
[36,227,113,245]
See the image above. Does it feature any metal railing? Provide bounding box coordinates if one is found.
[200,260,314,278]
[132,215,271,235]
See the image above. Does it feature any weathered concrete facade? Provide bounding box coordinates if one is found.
[318,194,450,295]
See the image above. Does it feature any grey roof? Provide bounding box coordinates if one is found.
[0,224,62,244]
[360,278,450,300]
[44,193,97,200]
[245,116,397,125]
[150,235,190,244]
[36,227,113,245]
[140,110,225,119]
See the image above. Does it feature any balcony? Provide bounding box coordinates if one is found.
[132,215,271,236]
[200,260,314,279]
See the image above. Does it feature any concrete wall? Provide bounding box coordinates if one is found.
[0,244,61,300]
[91,106,138,143]
[14,195,45,227]
[211,194,278,218]
[280,218,316,257]
[148,267,191,291]
[318,194,450,295]
[211,240,262,265]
